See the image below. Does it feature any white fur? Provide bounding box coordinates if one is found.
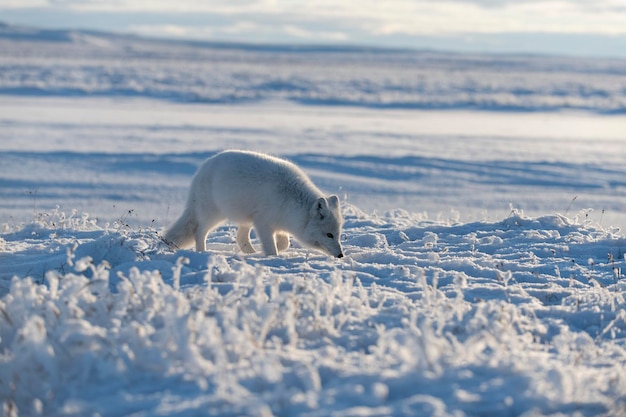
[164,150,344,258]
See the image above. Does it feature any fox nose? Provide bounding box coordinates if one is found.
[337,252,344,258]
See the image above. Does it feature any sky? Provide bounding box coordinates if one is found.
[2,0,626,57]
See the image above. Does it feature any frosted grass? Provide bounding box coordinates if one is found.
[1,207,626,416]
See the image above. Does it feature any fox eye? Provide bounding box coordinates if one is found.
[326,233,334,239]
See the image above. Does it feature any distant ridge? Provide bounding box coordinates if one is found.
[0,20,416,54]
[0,21,137,44]
[0,20,75,42]
[2,20,625,113]
[5,20,617,58]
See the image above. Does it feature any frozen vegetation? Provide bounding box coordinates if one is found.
[1,23,626,416]
[2,207,626,416]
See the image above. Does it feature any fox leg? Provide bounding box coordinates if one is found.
[236,224,256,254]
[195,226,209,252]
[195,212,224,252]
[253,222,278,256]
[275,232,290,252]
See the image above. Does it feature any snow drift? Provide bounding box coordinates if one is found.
[1,22,626,113]
[1,206,626,416]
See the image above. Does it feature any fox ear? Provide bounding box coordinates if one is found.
[327,195,339,208]
[311,197,329,219]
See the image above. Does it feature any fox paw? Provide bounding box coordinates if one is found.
[276,232,290,252]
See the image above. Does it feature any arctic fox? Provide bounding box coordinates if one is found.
[164,150,344,258]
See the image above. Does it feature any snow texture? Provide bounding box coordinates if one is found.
[1,24,626,113]
[1,24,626,416]
[1,207,626,416]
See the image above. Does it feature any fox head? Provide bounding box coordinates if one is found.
[302,195,344,258]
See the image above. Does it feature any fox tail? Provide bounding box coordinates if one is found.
[163,208,197,249]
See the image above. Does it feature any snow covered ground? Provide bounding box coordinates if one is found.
[1,24,626,416]
[2,96,625,232]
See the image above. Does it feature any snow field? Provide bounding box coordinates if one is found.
[1,26,626,416]
[1,206,626,416]
[3,34,626,113]
[2,96,625,232]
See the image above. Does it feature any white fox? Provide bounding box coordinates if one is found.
[164,150,344,258]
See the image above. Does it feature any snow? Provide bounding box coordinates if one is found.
[2,207,626,416]
[1,25,626,416]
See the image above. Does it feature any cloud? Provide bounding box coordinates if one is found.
[4,0,626,39]
[333,1,626,36]
[26,0,277,13]
[0,0,49,6]
[129,20,349,44]
[281,25,347,41]
[129,24,204,39]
